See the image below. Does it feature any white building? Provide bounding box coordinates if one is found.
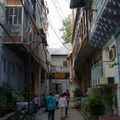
[49,46,70,94]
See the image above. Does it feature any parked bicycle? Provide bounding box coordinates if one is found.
[17,101,36,120]
[19,109,35,120]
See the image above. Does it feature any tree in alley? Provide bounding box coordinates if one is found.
[59,15,72,43]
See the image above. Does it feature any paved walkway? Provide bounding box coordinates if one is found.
[36,108,85,120]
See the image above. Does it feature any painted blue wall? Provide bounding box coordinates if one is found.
[0,45,28,92]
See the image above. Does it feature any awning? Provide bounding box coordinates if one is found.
[70,0,85,9]
[89,0,120,48]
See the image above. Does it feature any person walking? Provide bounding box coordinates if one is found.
[55,92,59,109]
[58,94,67,120]
[33,95,39,114]
[64,89,70,117]
[46,93,56,120]
[65,89,70,108]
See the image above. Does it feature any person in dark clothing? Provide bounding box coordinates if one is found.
[64,89,70,117]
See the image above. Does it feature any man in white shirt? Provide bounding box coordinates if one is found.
[58,94,67,120]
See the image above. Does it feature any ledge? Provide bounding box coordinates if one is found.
[0,112,18,120]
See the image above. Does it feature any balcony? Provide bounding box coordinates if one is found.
[72,9,95,69]
[91,61,118,87]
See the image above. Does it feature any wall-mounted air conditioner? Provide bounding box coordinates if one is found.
[99,77,114,85]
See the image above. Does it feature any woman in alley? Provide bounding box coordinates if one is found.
[46,93,56,120]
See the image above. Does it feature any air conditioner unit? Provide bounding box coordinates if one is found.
[109,45,116,60]
[10,25,21,35]
[99,77,114,85]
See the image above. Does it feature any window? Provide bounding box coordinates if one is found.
[3,58,7,73]
[65,73,69,79]
[6,7,22,24]
[63,60,68,67]
[109,45,116,60]
[52,61,56,71]
[11,63,14,75]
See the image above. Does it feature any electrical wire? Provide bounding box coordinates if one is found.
[50,0,72,50]
[47,18,71,50]
[48,17,71,50]
[0,0,68,69]
[36,0,71,50]
[20,0,66,69]
[55,0,66,19]
[0,1,39,45]
[35,0,71,65]
[0,1,45,66]
[52,0,64,20]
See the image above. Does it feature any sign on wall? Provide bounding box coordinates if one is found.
[55,73,65,79]
[51,73,69,79]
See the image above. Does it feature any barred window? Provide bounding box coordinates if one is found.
[6,7,22,24]
[63,60,68,67]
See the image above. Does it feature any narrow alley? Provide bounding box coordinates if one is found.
[1,0,120,120]
[36,103,86,120]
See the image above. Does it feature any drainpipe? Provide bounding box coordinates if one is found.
[85,3,90,87]
[28,44,32,115]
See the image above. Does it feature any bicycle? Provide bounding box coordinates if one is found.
[18,102,36,120]
[19,108,35,120]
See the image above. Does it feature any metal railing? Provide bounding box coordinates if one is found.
[91,61,118,86]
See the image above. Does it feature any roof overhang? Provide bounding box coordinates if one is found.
[74,41,95,70]
[89,0,120,48]
[70,0,86,9]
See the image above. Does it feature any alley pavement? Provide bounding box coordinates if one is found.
[36,102,86,120]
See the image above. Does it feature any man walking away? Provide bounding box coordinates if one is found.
[46,93,56,120]
[64,89,70,117]
[65,89,70,108]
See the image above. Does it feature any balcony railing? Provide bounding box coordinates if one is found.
[5,24,21,35]
[91,61,118,86]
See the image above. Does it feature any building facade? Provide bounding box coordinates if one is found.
[49,47,70,95]
[70,0,120,115]
[0,0,49,98]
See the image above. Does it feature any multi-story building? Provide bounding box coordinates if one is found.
[0,0,49,97]
[70,0,120,115]
[49,46,70,95]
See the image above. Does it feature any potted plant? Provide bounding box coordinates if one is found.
[74,88,82,97]
[0,101,6,117]
[84,94,105,120]
[0,81,17,115]
[103,93,113,114]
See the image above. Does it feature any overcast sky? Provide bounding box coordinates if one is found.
[47,0,71,48]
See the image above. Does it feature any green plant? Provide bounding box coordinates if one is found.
[103,93,113,105]
[0,101,6,110]
[0,101,6,117]
[74,88,82,97]
[0,82,17,114]
[109,62,118,68]
[85,95,105,116]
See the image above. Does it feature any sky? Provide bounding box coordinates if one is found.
[47,0,71,48]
